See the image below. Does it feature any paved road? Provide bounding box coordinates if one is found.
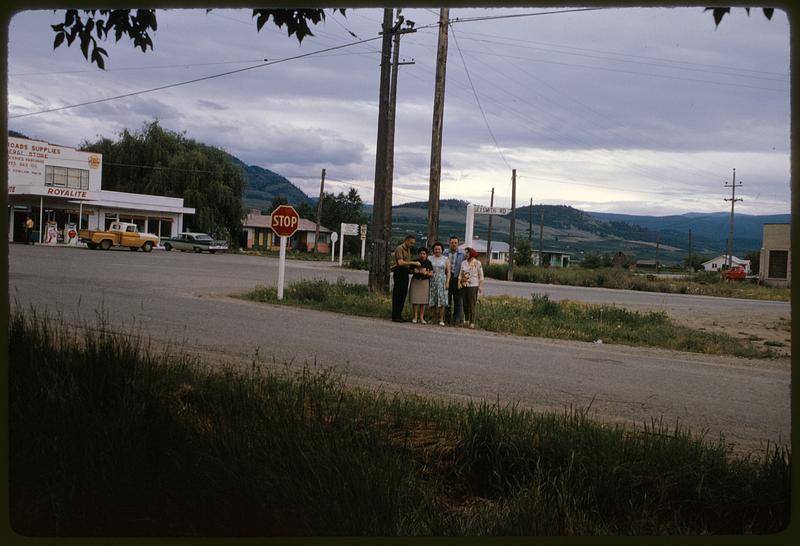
[7,244,791,453]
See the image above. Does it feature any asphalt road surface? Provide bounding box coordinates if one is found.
[7,244,791,453]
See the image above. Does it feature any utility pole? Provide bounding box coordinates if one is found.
[427,7,449,245]
[486,187,494,263]
[507,169,516,281]
[655,232,660,272]
[724,168,743,270]
[687,228,693,272]
[385,10,415,253]
[368,8,394,294]
[539,206,544,266]
[312,168,325,254]
[528,197,533,244]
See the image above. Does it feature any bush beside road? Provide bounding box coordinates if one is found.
[9,309,789,535]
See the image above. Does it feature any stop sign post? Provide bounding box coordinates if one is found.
[271,205,300,300]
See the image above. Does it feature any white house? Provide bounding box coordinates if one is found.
[701,255,751,273]
[459,239,509,264]
[7,136,195,245]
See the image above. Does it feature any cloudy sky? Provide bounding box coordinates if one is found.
[7,6,790,215]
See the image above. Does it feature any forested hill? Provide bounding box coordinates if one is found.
[228,155,312,210]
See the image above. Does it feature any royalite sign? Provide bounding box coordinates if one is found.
[270,205,300,238]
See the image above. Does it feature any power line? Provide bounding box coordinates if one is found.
[414,7,605,30]
[9,35,383,120]
[449,25,511,171]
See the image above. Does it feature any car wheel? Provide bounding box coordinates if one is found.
[142,241,153,253]
[194,247,202,253]
[99,239,112,251]
[164,243,172,251]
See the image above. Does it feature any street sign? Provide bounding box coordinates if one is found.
[330,232,338,243]
[341,223,359,236]
[474,205,509,215]
[271,205,300,238]
[360,224,367,239]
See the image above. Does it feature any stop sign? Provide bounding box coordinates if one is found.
[271,205,300,238]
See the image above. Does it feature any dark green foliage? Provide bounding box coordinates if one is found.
[318,188,368,254]
[684,253,710,271]
[80,121,245,243]
[514,240,533,266]
[51,9,346,69]
[744,249,760,275]
[9,308,790,535]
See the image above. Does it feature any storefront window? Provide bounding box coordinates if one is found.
[45,165,89,190]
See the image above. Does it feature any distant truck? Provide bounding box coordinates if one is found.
[79,221,159,252]
[161,232,229,253]
[721,266,747,281]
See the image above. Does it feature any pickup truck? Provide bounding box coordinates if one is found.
[161,232,228,253]
[79,221,159,252]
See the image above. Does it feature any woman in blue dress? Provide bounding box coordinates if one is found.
[428,242,451,326]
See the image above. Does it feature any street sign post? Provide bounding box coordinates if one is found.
[474,205,510,215]
[271,205,300,300]
[330,231,338,262]
[339,223,359,266]
[359,224,367,260]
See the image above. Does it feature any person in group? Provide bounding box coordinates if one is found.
[390,234,421,322]
[427,242,450,326]
[409,247,433,324]
[442,236,465,325]
[458,247,484,329]
[24,216,34,245]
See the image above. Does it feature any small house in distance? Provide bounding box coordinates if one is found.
[534,249,570,268]
[459,240,510,264]
[759,223,790,287]
[634,259,659,271]
[701,255,751,274]
[242,209,332,252]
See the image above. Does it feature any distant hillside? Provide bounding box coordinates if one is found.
[227,154,312,211]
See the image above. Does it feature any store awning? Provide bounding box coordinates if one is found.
[67,199,195,215]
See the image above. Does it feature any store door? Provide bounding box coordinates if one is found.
[12,210,30,243]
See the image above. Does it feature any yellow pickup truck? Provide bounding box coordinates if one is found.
[79,221,159,252]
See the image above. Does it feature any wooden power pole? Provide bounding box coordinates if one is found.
[368,8,395,294]
[507,169,516,281]
[687,228,693,271]
[528,197,533,244]
[539,206,544,266]
[724,168,743,270]
[313,168,325,254]
[427,7,449,245]
[486,187,494,262]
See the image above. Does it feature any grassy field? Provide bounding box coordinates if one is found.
[9,308,790,535]
[483,264,790,302]
[240,279,775,358]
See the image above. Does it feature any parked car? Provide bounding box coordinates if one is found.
[161,232,228,253]
[79,221,159,252]
[722,265,747,281]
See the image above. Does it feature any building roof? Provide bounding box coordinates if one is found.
[701,255,750,266]
[242,210,331,233]
[459,240,509,253]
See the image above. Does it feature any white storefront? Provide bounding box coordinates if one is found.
[7,136,194,244]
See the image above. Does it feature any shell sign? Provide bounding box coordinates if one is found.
[88,155,101,169]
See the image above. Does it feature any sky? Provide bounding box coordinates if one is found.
[6,6,791,216]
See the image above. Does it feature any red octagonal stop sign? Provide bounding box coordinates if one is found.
[271,205,300,238]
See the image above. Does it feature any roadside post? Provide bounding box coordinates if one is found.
[360,224,367,260]
[270,205,300,300]
[330,232,338,262]
[339,222,359,266]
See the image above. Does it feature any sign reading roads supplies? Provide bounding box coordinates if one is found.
[271,205,300,238]
[474,205,510,215]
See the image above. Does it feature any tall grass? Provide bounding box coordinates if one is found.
[483,264,789,301]
[9,308,790,535]
[240,280,774,358]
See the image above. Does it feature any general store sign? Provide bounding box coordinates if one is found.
[474,205,509,215]
[7,136,102,191]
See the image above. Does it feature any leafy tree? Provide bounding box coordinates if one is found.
[50,8,347,69]
[318,188,367,255]
[705,7,775,27]
[514,240,533,266]
[295,201,316,220]
[684,254,710,271]
[80,120,246,245]
[581,253,612,269]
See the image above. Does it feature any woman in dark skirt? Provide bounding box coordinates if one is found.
[409,247,433,323]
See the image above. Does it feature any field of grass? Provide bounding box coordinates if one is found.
[240,279,775,358]
[9,308,790,535]
[484,264,790,301]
